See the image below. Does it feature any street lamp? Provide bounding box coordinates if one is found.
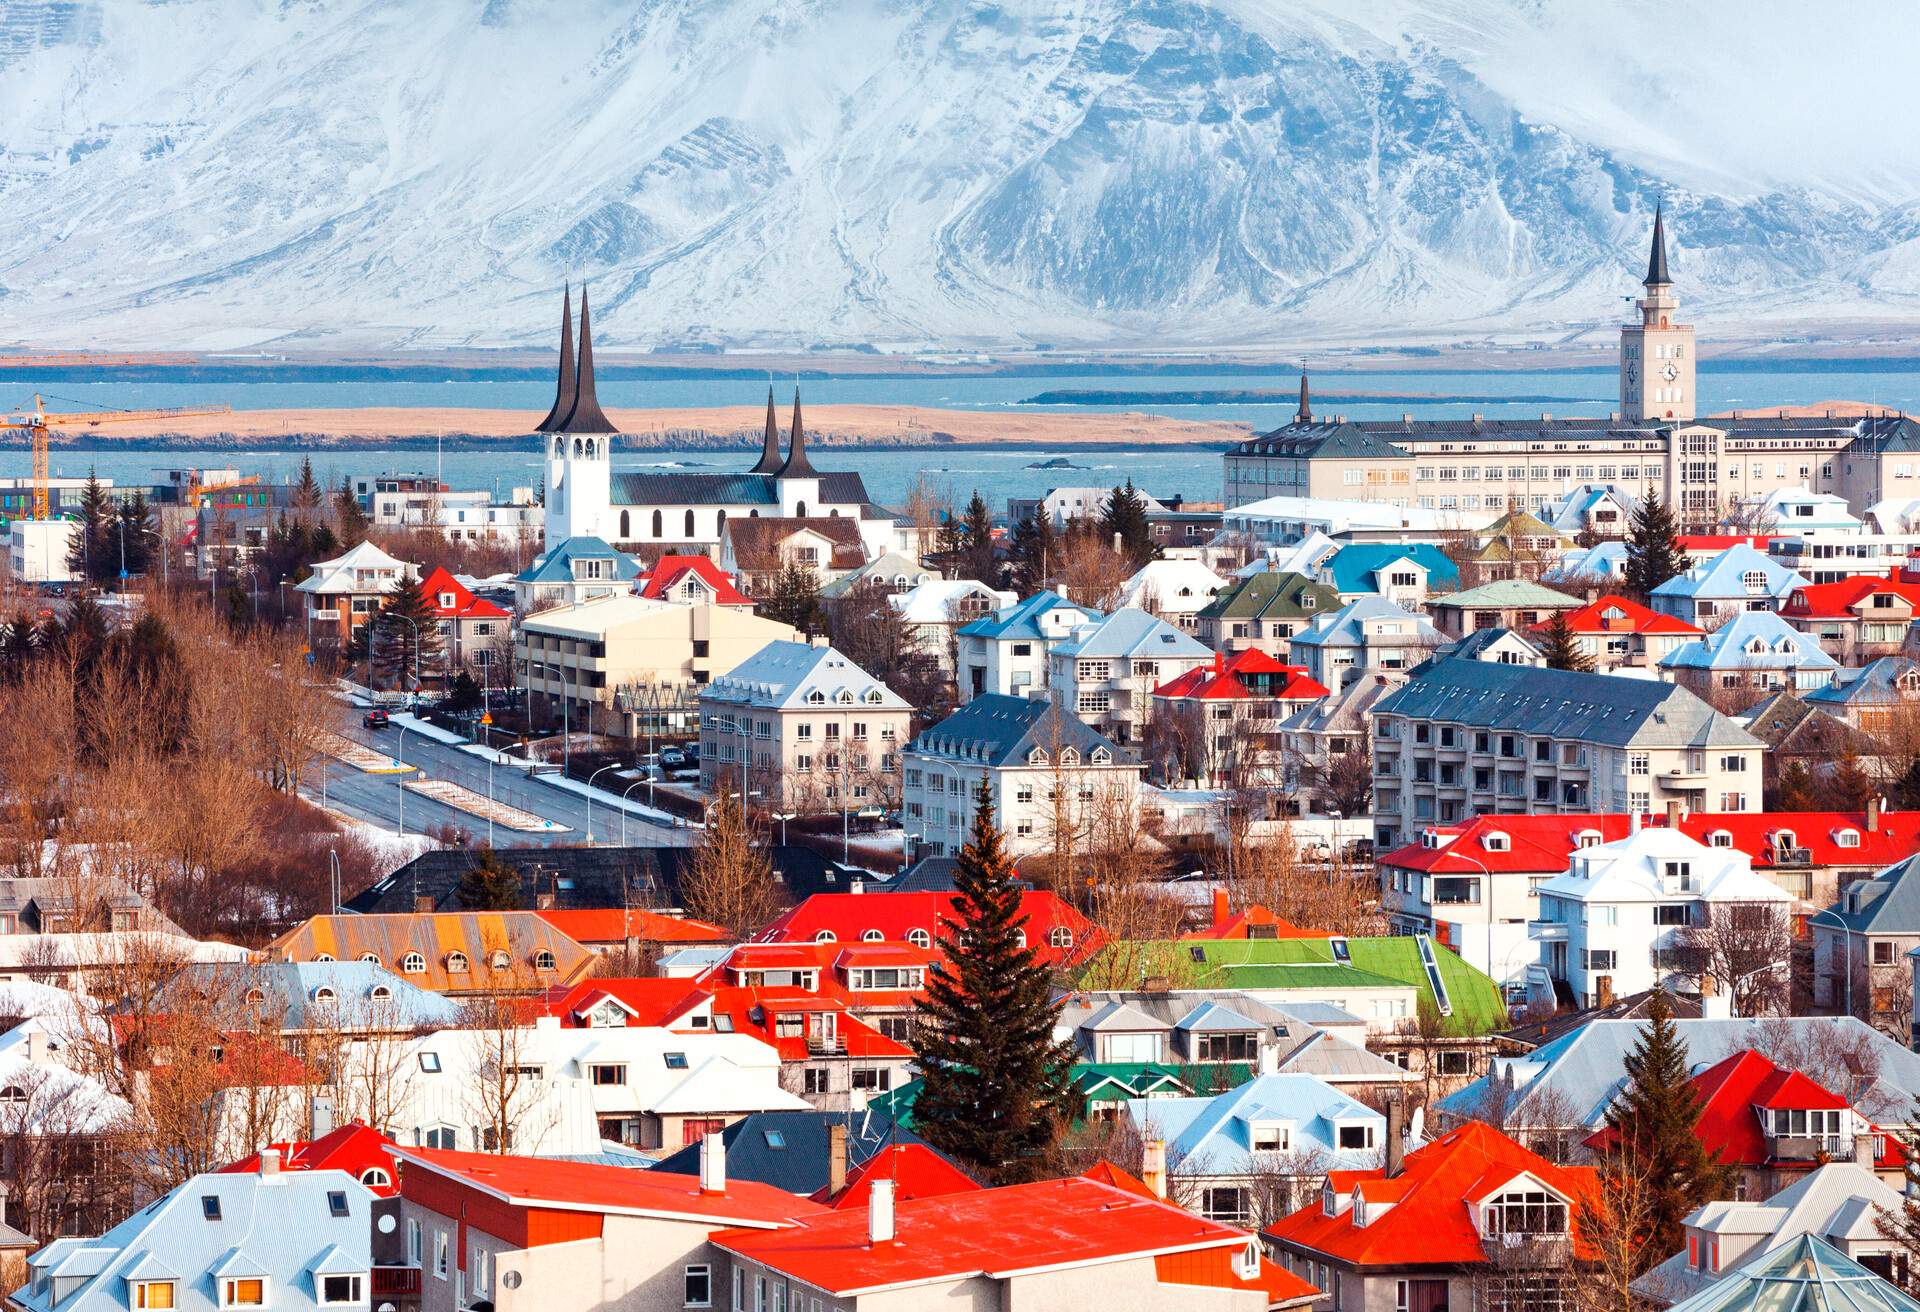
[395,721,410,836]
[328,848,341,913]
[620,778,650,846]
[1810,907,1853,1020]
[528,658,575,775]
[585,762,621,847]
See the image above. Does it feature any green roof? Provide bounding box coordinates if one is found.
[1210,962,1412,991]
[873,1062,1202,1130]
[1196,571,1340,623]
[1431,578,1583,609]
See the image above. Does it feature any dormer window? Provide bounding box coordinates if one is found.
[862,929,885,943]
[907,928,931,949]
[1049,927,1075,949]
[1482,831,1510,853]
[807,690,826,705]
[222,1276,265,1307]
[815,930,837,943]
[1482,1185,1568,1237]
[133,1282,177,1309]
[1837,829,1861,848]
[444,951,469,973]
[1708,831,1733,848]
[399,953,425,975]
[1250,1121,1291,1153]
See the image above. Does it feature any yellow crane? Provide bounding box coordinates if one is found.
[0,393,234,519]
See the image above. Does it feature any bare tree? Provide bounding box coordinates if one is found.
[679,788,785,937]
[1665,903,1793,1017]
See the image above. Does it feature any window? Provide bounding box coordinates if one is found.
[1585,949,1617,971]
[1483,1187,1568,1237]
[424,1126,457,1149]
[1873,941,1895,965]
[319,1274,362,1305]
[445,951,469,973]
[1048,927,1074,949]
[1196,1032,1257,1063]
[327,1190,349,1217]
[907,928,931,949]
[407,1218,422,1266]
[1436,1050,1471,1076]
[1201,1185,1252,1224]
[134,1283,176,1309]
[1655,904,1690,926]
[417,1052,442,1074]
[534,950,557,971]
[434,1231,449,1280]
[804,1067,830,1095]
[685,1264,714,1308]
[1251,1122,1291,1152]
[664,1052,689,1070]
[399,952,425,974]
[360,1167,392,1190]
[591,1063,628,1086]
[223,1277,265,1306]
[851,1067,892,1091]
[1338,1123,1375,1150]
[201,1195,222,1219]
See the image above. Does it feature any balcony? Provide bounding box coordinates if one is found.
[373,1267,422,1298]
[1769,1135,1855,1163]
[805,1035,847,1056]
[1773,847,1813,867]
[1661,764,1708,786]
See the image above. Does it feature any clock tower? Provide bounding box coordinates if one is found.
[1620,204,1694,423]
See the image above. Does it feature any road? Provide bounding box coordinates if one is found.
[305,721,696,850]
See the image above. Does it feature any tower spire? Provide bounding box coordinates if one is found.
[559,285,618,434]
[1645,202,1671,287]
[749,385,783,474]
[1296,367,1311,424]
[775,388,818,479]
[535,284,576,433]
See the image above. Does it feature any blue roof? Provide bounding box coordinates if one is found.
[516,536,641,584]
[1807,656,1920,708]
[1651,543,1805,601]
[1050,607,1211,661]
[1658,610,1840,674]
[1551,541,1629,580]
[161,961,464,1031]
[909,693,1136,768]
[1173,1001,1264,1032]
[1124,1072,1385,1176]
[955,590,1101,641]
[1323,543,1460,595]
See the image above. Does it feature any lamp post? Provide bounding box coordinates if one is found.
[620,778,649,846]
[529,659,575,775]
[395,722,410,836]
[328,848,341,913]
[586,762,620,847]
[1810,907,1853,1020]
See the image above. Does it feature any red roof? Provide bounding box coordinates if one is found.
[1782,570,1920,620]
[397,1147,827,1228]
[1153,649,1330,703]
[705,984,913,1061]
[417,566,510,620]
[1586,1050,1904,1171]
[1550,593,1701,637]
[537,977,708,1028]
[1184,890,1328,941]
[1264,1122,1600,1267]
[533,908,732,947]
[220,1123,400,1196]
[1157,1248,1320,1309]
[812,1144,981,1208]
[1380,810,1920,877]
[1677,534,1783,552]
[639,555,753,607]
[712,1175,1265,1296]
[756,891,1102,968]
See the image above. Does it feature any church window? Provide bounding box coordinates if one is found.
[717,510,727,535]
[685,510,696,537]
[572,438,582,457]
[652,510,663,538]
[620,510,630,540]
[797,502,808,518]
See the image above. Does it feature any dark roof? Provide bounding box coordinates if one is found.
[1740,691,1872,756]
[558,286,618,435]
[1232,419,1411,460]
[909,693,1137,768]
[651,1111,929,1195]
[885,856,1030,894]
[1819,855,1920,935]
[1496,988,1702,1051]
[1645,203,1671,286]
[1234,411,1920,457]
[1197,571,1339,623]
[749,388,782,475]
[609,470,870,509]
[535,285,576,434]
[723,517,867,574]
[775,391,818,480]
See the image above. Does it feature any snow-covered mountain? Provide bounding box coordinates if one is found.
[2,0,1918,351]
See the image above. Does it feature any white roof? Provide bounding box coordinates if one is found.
[887,580,1015,623]
[701,640,910,712]
[1534,825,1790,905]
[1223,495,1486,535]
[1116,559,1228,614]
[294,539,417,595]
[0,931,250,970]
[516,591,676,639]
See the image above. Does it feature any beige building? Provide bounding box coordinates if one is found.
[698,639,913,814]
[1224,215,1920,522]
[516,593,797,737]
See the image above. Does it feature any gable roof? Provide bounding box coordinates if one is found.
[1818,853,1920,934]
[1197,570,1341,623]
[1652,543,1806,600]
[1806,656,1920,709]
[1556,594,1702,636]
[756,891,1100,968]
[1289,595,1444,651]
[1659,611,1839,674]
[639,555,752,607]
[1782,570,1920,620]
[955,590,1102,641]
[1322,542,1460,595]
[1051,607,1212,662]
[532,908,732,947]
[910,694,1137,769]
[515,535,641,585]
[417,565,510,620]
[1152,649,1330,703]
[1433,579,1583,610]
[814,1143,979,1209]
[702,641,909,713]
[722,517,866,574]
[1129,1073,1385,1176]
[219,1123,400,1196]
[610,470,870,509]
[263,913,596,994]
[293,538,417,595]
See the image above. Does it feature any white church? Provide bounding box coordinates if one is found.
[535,286,898,559]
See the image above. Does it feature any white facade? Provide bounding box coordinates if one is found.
[1528,825,1792,1009]
[7,518,79,583]
[1116,558,1230,630]
[1047,609,1213,746]
[952,593,1101,704]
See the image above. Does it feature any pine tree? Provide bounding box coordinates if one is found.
[370,570,443,691]
[455,847,523,910]
[64,472,114,586]
[1774,760,1819,812]
[115,490,157,579]
[1537,609,1593,672]
[446,669,484,714]
[958,491,998,585]
[1100,480,1158,568]
[333,476,371,545]
[1624,494,1682,599]
[292,457,324,513]
[1821,747,1873,811]
[1007,511,1056,596]
[912,779,1078,1183]
[1597,991,1733,1266]
[760,560,823,634]
[0,614,35,684]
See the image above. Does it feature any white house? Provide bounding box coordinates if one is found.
[952,591,1103,705]
[1756,486,1863,535]
[1527,823,1792,1011]
[1116,559,1230,631]
[888,580,1015,671]
[1047,608,1213,746]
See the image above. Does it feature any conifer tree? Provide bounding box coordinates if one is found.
[292,457,324,513]
[115,490,157,579]
[1007,511,1057,596]
[333,476,371,545]
[1100,480,1158,568]
[1537,609,1593,672]
[1597,991,1733,1266]
[371,570,442,690]
[959,491,998,585]
[913,780,1078,1183]
[1821,747,1872,811]
[1773,760,1819,812]
[64,472,114,586]
[1624,494,1682,599]
[0,614,35,684]
[455,847,523,911]
[760,560,823,634]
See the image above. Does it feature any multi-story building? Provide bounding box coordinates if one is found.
[1658,610,1840,703]
[1553,594,1703,672]
[902,693,1141,858]
[1278,671,1396,816]
[295,539,419,650]
[418,565,511,676]
[1769,531,1920,584]
[1778,570,1920,663]
[953,590,1102,704]
[1047,608,1212,746]
[1196,571,1342,657]
[697,641,912,813]
[1149,650,1329,788]
[353,471,544,543]
[1224,215,1920,521]
[1527,823,1791,1011]
[518,594,797,737]
[719,516,868,597]
[1428,579,1583,642]
[1368,660,1763,849]
[1650,543,1807,624]
[888,579,1015,670]
[1811,853,1920,1029]
[1288,596,1444,694]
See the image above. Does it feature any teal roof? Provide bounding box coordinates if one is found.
[515,535,640,585]
[1324,543,1460,595]
[955,590,1100,641]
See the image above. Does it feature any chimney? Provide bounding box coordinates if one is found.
[1258,1041,1280,1076]
[849,878,864,895]
[413,894,434,915]
[699,1130,727,1194]
[1854,1132,1877,1169]
[1665,799,1682,828]
[260,1148,281,1177]
[309,1092,336,1140]
[1867,796,1882,830]
[1141,1140,1168,1199]
[828,1123,848,1199]
[1629,809,1642,835]
[1699,972,1731,1020]
[868,1177,896,1244]
[1385,1098,1406,1178]
[1596,974,1615,1009]
[1212,887,1230,927]
[535,889,556,910]
[24,1029,48,1067]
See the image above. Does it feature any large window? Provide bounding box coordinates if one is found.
[1196,1032,1257,1063]
[1201,1185,1252,1224]
[319,1274,363,1306]
[1483,1187,1568,1237]
[1486,1274,1570,1312]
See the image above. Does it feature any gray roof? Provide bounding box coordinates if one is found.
[1372,657,1762,749]
[1233,419,1416,461]
[908,694,1137,769]
[701,641,909,712]
[1278,669,1393,736]
[1051,607,1211,662]
[1445,626,1542,662]
[1289,594,1444,652]
[610,470,869,508]
[1806,656,1920,709]
[1235,412,1920,457]
[159,961,462,1031]
[1817,854,1920,935]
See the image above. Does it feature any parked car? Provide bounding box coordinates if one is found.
[363,708,390,729]
[659,747,688,769]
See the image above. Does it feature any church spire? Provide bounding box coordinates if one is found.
[1296,367,1311,424]
[559,285,618,435]
[535,284,575,433]
[775,389,818,480]
[1644,202,1671,288]
[749,385,783,474]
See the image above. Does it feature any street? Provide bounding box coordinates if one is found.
[305,721,696,850]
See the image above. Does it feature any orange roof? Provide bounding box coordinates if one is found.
[639,555,753,607]
[1551,593,1701,637]
[1264,1121,1600,1267]
[1184,892,1329,941]
[534,907,732,946]
[417,566,510,620]
[538,977,708,1027]
[398,1147,828,1228]
[1783,570,1920,620]
[1080,1161,1158,1198]
[813,1144,980,1208]
[1154,648,1330,703]
[221,1123,400,1196]
[1157,1248,1320,1309]
[712,1175,1265,1296]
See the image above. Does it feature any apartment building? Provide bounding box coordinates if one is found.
[698,640,912,813]
[1288,596,1444,694]
[1368,659,1763,850]
[295,539,418,649]
[1047,607,1212,746]
[1196,571,1342,656]
[1779,569,1920,662]
[953,590,1102,704]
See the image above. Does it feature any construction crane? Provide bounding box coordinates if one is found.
[0,393,234,520]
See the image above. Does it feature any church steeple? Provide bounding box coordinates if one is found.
[1296,368,1311,424]
[559,286,618,435]
[1645,202,1671,288]
[535,284,576,433]
[749,386,783,474]
[775,390,818,480]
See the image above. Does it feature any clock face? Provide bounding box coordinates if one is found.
[1661,362,1680,383]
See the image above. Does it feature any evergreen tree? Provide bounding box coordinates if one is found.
[1597,992,1733,1266]
[1821,747,1873,812]
[1537,609,1593,672]
[760,560,823,635]
[1006,510,1057,596]
[446,669,484,715]
[1624,494,1682,598]
[455,847,523,910]
[913,780,1078,1183]
[64,472,114,586]
[1100,480,1158,568]
[958,491,999,585]
[1774,760,1819,812]
[114,490,157,579]
[1888,756,1920,812]
[292,457,324,513]
[370,570,443,691]
[333,476,371,545]
[0,614,35,684]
